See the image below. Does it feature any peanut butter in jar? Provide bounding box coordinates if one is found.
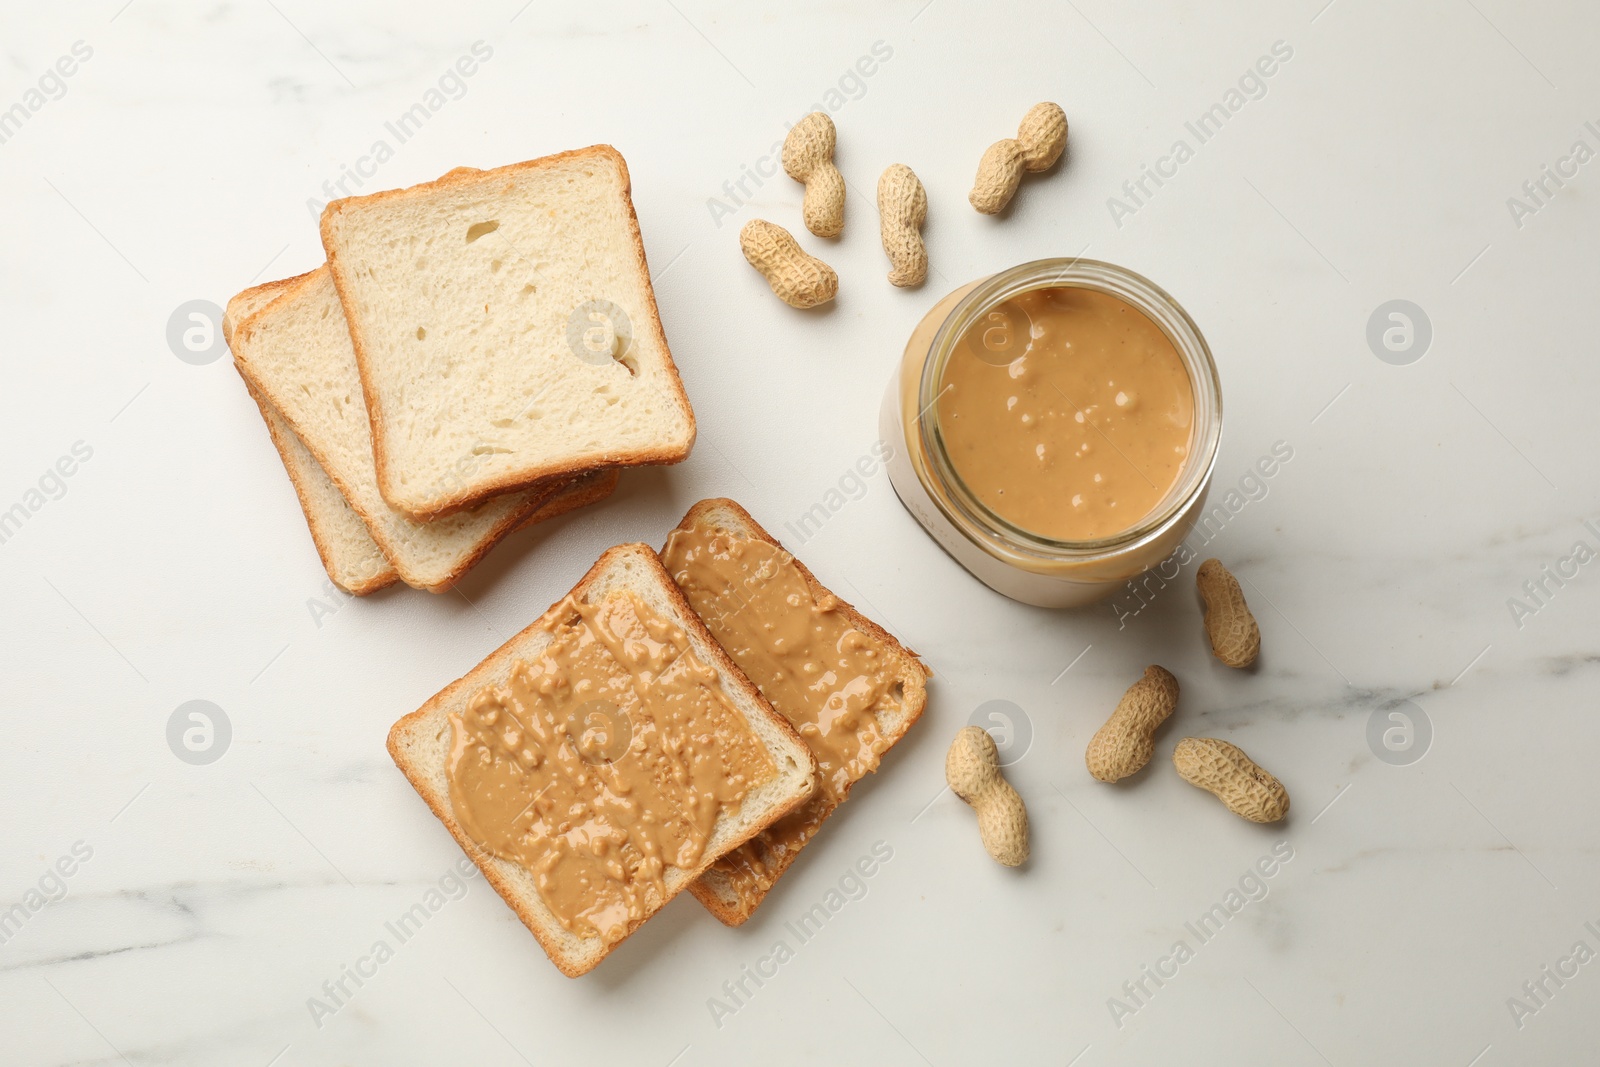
[880,259,1222,608]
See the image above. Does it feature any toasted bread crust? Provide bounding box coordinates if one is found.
[663,498,931,926]
[227,274,398,596]
[407,468,618,593]
[321,146,696,521]
[222,272,317,343]
[239,376,399,596]
[513,468,620,531]
[386,544,816,976]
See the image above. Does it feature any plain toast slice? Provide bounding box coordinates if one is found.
[387,543,817,976]
[320,146,694,519]
[224,276,398,595]
[230,267,585,592]
[662,499,930,926]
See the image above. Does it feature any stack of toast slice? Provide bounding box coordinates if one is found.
[224,146,694,593]
[388,503,929,975]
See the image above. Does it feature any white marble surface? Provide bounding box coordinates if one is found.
[3,1,1598,1063]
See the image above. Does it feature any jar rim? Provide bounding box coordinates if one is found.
[916,257,1223,558]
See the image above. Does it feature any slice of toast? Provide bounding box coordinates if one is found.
[229,267,588,593]
[224,276,398,595]
[387,543,817,976]
[662,499,930,926]
[320,146,695,520]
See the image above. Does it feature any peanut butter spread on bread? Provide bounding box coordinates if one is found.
[446,591,776,943]
[663,527,900,899]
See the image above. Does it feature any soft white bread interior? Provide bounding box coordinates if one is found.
[386,543,817,976]
[229,267,579,593]
[320,146,694,519]
[224,276,397,595]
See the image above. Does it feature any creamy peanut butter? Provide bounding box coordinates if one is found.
[446,591,777,943]
[662,525,900,900]
[936,286,1195,542]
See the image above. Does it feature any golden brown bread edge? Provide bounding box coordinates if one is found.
[224,273,398,596]
[385,542,818,976]
[393,467,618,593]
[664,497,931,926]
[512,468,620,531]
[239,377,400,596]
[319,146,697,522]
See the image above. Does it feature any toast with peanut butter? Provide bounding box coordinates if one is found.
[386,542,819,976]
[661,498,930,926]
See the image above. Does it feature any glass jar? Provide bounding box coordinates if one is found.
[880,258,1222,608]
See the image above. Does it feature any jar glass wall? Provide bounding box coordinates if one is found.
[880,258,1223,608]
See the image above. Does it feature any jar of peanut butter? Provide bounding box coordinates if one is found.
[880,258,1221,608]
